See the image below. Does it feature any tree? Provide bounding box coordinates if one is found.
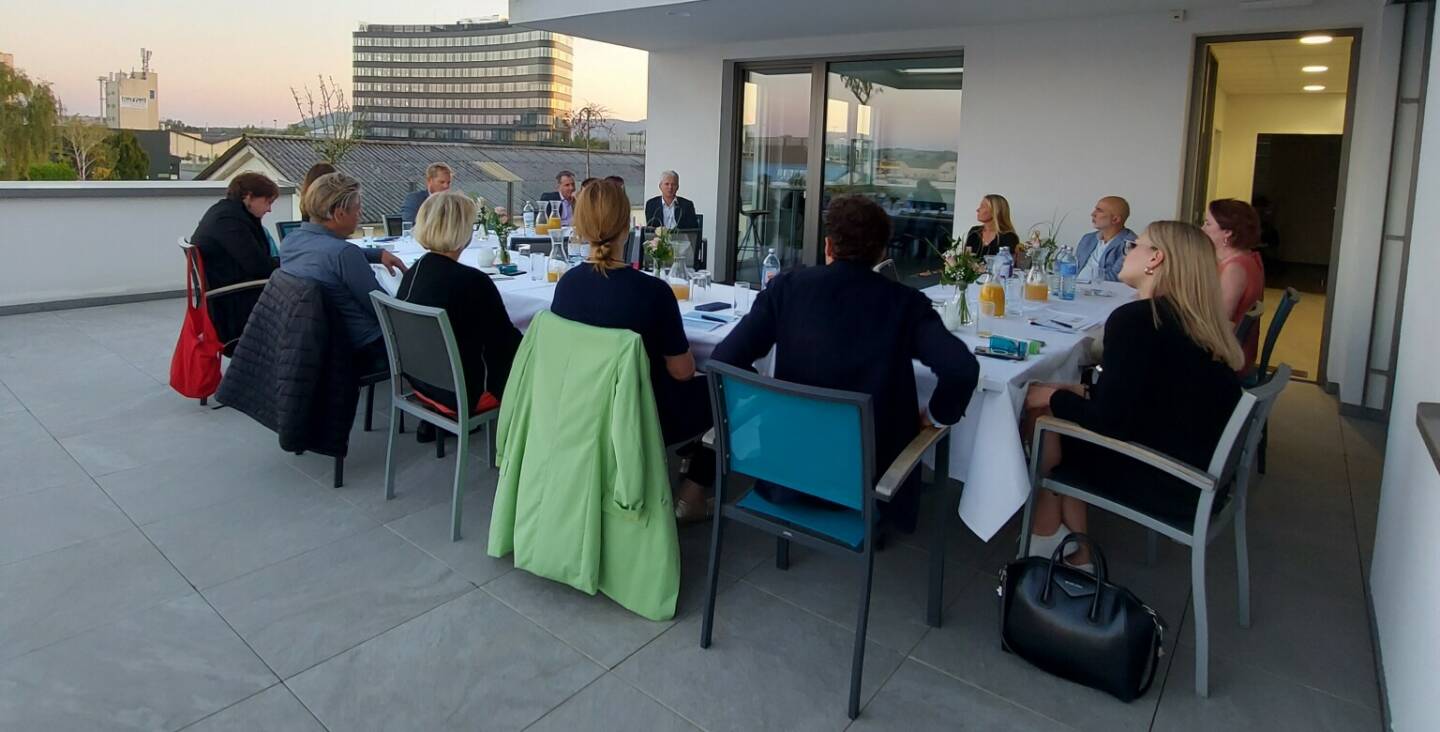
[57,117,111,181]
[560,103,613,179]
[26,161,77,180]
[291,75,364,164]
[106,130,149,180]
[0,65,60,180]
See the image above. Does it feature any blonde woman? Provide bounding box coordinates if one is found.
[394,190,521,428]
[964,193,1020,257]
[1021,221,1244,570]
[550,181,716,521]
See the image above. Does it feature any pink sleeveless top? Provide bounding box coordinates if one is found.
[1220,251,1265,366]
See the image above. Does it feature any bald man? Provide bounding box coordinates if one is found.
[1073,196,1136,283]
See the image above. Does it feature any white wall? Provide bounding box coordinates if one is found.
[644,0,1400,407]
[1369,9,1440,730]
[1212,93,1348,202]
[0,182,296,308]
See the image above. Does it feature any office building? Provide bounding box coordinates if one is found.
[103,49,159,131]
[352,17,572,144]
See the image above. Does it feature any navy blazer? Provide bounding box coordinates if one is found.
[644,195,700,230]
[712,260,979,522]
[400,190,428,225]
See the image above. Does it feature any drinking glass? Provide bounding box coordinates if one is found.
[733,281,752,315]
[363,226,375,246]
[690,270,711,303]
[402,222,414,241]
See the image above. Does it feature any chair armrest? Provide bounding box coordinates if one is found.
[700,427,715,449]
[1033,416,1216,492]
[207,279,270,298]
[876,424,950,500]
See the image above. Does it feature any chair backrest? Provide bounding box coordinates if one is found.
[178,237,205,306]
[510,235,551,253]
[1234,309,1259,347]
[873,259,900,282]
[384,215,404,237]
[369,292,468,413]
[1205,389,1260,490]
[1243,363,1291,460]
[1258,288,1300,377]
[275,220,302,243]
[706,361,875,510]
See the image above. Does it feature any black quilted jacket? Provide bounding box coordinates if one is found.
[217,270,360,458]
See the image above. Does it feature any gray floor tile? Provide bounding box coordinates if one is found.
[526,674,699,732]
[743,540,968,654]
[0,528,191,662]
[142,478,378,588]
[0,351,160,413]
[909,569,1169,732]
[316,424,502,525]
[0,381,24,413]
[851,660,1070,731]
[384,488,515,587]
[0,481,132,566]
[181,684,325,732]
[1180,565,1379,709]
[99,454,320,526]
[0,594,275,731]
[615,581,905,732]
[288,591,603,732]
[1154,644,1382,731]
[204,526,473,679]
[0,411,92,500]
[28,380,202,440]
[59,406,276,478]
[485,568,677,669]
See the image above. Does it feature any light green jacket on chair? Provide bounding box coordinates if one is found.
[488,310,681,621]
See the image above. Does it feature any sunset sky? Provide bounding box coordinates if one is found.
[0,0,648,126]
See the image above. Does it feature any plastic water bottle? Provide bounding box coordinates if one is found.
[995,246,1014,281]
[1056,246,1078,301]
[761,248,781,289]
[522,200,536,235]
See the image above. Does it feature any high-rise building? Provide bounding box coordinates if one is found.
[103,49,160,130]
[352,17,572,144]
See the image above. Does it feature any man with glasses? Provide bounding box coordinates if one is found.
[1073,196,1136,283]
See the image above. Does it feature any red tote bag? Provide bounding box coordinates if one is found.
[169,248,225,399]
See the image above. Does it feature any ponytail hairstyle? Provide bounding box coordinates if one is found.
[572,180,632,274]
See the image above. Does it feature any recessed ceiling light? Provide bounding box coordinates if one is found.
[898,67,965,74]
[1303,84,1326,92]
[1301,65,1329,73]
[666,9,691,16]
[1299,34,1334,45]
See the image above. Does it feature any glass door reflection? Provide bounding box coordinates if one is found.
[734,69,811,285]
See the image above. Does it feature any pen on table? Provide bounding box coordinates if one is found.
[1048,319,1076,330]
[1027,319,1069,332]
[698,313,730,324]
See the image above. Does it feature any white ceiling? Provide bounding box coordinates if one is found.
[1213,36,1353,95]
[511,0,1248,52]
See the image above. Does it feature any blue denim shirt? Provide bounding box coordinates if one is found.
[279,222,385,348]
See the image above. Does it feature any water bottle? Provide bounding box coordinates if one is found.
[522,200,536,235]
[761,248,781,289]
[995,246,1014,280]
[1057,246,1078,301]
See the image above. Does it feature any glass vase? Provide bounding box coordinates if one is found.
[942,283,973,330]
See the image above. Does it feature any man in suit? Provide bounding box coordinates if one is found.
[538,170,577,225]
[400,163,453,225]
[644,170,700,230]
[1072,195,1136,283]
[712,194,979,532]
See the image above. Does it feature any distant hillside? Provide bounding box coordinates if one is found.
[608,119,646,136]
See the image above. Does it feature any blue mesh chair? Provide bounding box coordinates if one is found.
[700,362,954,720]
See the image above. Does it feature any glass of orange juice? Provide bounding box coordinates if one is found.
[1023,266,1049,312]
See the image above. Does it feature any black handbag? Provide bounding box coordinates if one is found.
[997,533,1166,702]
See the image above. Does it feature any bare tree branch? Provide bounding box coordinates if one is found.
[291,75,365,164]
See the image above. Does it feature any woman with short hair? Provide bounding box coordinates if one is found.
[964,193,1020,257]
[1022,221,1245,570]
[551,181,714,520]
[189,171,282,342]
[396,190,521,423]
[1202,198,1265,367]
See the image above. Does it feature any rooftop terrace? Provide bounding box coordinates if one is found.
[0,297,1386,730]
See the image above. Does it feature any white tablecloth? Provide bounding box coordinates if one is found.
[360,236,1132,540]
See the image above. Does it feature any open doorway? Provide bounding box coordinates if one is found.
[1183,33,1357,382]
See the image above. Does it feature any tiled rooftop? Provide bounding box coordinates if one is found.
[0,298,1386,731]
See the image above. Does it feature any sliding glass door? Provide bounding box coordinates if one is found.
[722,53,964,288]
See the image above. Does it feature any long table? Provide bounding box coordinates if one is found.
[361,236,1132,541]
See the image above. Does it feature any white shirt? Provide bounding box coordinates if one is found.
[661,198,678,229]
[1078,232,1116,283]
